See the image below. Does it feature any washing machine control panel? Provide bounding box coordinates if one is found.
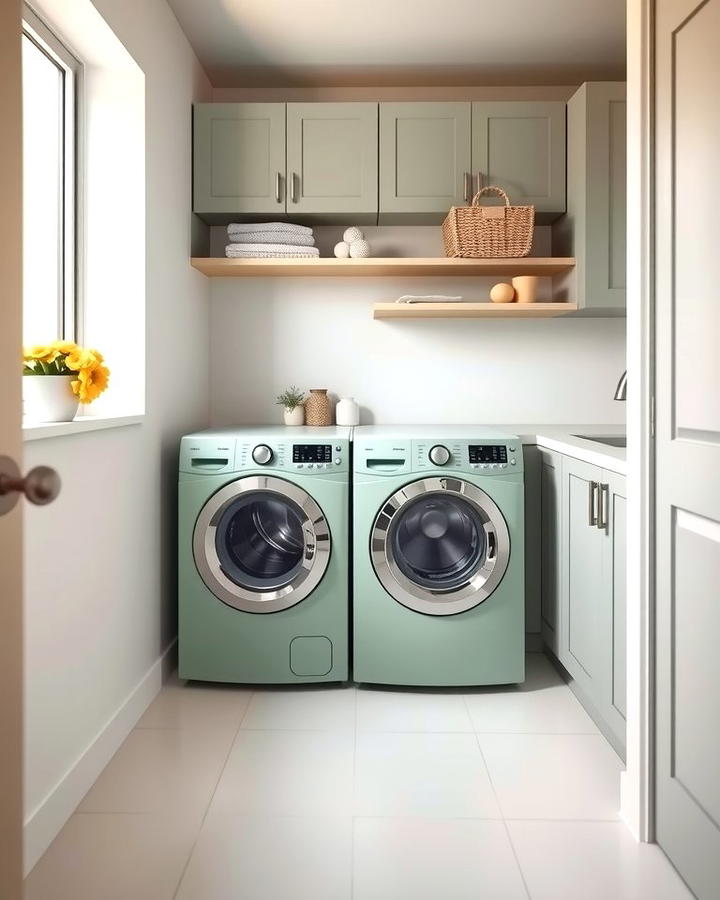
[412,440,521,474]
[233,440,348,474]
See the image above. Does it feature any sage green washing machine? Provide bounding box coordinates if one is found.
[353,426,525,687]
[179,427,350,683]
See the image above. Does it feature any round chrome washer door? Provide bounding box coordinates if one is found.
[193,476,331,613]
[370,477,510,616]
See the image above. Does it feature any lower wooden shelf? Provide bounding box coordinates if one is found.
[373,302,579,319]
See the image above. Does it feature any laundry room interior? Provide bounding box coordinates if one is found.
[3,0,717,897]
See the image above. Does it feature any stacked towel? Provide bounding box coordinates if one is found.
[226,222,318,258]
[396,295,464,304]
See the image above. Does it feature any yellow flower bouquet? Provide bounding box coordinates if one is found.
[23,341,110,404]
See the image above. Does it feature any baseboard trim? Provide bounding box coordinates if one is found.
[24,640,177,875]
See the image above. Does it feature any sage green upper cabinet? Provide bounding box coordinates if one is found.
[554,83,627,314]
[472,101,567,224]
[193,103,286,222]
[379,102,472,224]
[286,103,378,222]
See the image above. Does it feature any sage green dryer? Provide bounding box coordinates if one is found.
[179,427,350,683]
[353,426,525,687]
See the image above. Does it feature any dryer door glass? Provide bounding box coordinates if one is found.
[216,492,305,591]
[390,493,486,591]
[193,476,331,614]
[371,477,511,616]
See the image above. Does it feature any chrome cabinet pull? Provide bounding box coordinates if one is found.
[463,172,471,203]
[476,171,484,195]
[290,172,297,203]
[275,171,282,203]
[588,480,599,527]
[597,483,609,532]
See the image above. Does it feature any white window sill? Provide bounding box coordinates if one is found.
[23,413,144,441]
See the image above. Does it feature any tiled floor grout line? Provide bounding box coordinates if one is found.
[463,693,534,900]
[170,689,256,900]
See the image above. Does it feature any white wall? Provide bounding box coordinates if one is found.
[23,0,211,871]
[210,226,626,427]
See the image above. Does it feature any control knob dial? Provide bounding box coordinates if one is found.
[252,444,273,465]
[428,444,451,466]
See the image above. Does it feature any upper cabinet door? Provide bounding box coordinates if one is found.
[286,103,378,220]
[193,103,286,220]
[379,102,472,224]
[472,101,566,222]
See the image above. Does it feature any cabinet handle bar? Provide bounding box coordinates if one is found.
[588,480,598,527]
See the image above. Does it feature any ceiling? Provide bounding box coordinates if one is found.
[166,0,626,87]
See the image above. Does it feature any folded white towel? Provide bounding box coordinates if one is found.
[226,243,320,259]
[225,231,316,247]
[396,294,464,304]
[227,222,313,237]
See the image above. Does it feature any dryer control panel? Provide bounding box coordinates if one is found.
[355,437,522,475]
[236,440,349,475]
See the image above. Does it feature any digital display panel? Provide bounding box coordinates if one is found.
[469,445,508,464]
[293,444,332,463]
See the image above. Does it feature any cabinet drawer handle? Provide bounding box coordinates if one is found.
[290,172,298,203]
[464,172,471,204]
[597,483,609,532]
[275,171,282,203]
[588,480,599,526]
[476,171,484,195]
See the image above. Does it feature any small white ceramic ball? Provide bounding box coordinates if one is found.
[343,226,364,244]
[333,241,350,259]
[349,238,371,259]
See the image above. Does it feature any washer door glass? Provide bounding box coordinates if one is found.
[216,492,306,591]
[193,476,331,614]
[390,493,486,591]
[371,477,510,616]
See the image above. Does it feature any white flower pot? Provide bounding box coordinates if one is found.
[23,375,79,423]
[283,406,305,426]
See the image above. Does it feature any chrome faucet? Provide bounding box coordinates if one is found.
[614,371,627,401]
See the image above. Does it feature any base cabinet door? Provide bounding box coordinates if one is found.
[561,458,605,694]
[379,102,472,223]
[539,448,563,654]
[193,103,286,219]
[286,103,378,219]
[601,471,627,752]
[471,101,566,222]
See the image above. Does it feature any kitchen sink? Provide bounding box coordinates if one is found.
[572,434,627,448]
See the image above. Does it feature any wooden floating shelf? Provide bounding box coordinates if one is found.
[191,256,576,278]
[373,302,579,319]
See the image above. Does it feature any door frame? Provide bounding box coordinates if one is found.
[623,0,656,841]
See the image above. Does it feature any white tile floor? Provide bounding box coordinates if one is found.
[25,653,693,900]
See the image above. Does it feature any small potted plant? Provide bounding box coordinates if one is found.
[276,386,306,426]
[23,341,110,423]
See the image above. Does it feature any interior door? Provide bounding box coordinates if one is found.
[0,1,24,895]
[655,2,720,897]
[286,102,378,218]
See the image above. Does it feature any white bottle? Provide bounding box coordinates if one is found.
[335,397,360,426]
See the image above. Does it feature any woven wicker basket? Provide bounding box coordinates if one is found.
[442,186,534,258]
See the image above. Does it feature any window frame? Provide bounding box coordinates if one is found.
[22,5,82,343]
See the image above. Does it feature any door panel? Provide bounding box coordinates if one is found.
[0,0,24,892]
[379,102,471,222]
[193,103,286,216]
[562,458,604,686]
[610,485,627,720]
[539,449,562,653]
[472,101,566,219]
[286,102,378,217]
[656,1,720,896]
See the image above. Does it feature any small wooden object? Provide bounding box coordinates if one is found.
[512,275,539,302]
[490,283,516,304]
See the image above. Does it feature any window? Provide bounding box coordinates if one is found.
[22,9,80,346]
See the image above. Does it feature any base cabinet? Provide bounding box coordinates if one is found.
[543,452,627,758]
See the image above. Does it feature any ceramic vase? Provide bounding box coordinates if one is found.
[304,389,332,426]
[511,275,539,303]
[283,405,305,426]
[23,374,79,423]
[336,397,360,426]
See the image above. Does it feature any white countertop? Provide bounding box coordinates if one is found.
[502,424,627,475]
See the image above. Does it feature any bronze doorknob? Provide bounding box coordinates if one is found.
[0,455,61,515]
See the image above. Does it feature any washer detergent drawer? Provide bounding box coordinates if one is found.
[290,636,333,676]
